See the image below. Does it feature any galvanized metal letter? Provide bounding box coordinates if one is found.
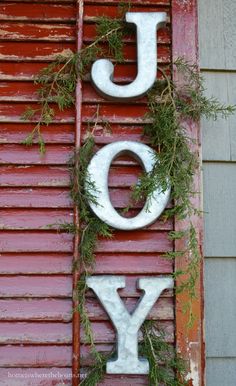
[86,275,174,374]
[85,141,170,230]
[91,12,167,100]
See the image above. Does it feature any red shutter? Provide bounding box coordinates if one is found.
[0,0,204,385]
[0,1,76,383]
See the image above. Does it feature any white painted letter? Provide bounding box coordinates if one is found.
[86,275,174,374]
[85,141,170,230]
[91,12,167,100]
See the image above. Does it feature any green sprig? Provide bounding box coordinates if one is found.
[140,321,188,386]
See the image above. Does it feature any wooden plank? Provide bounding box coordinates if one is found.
[0,229,170,258]
[0,42,76,61]
[223,0,236,70]
[0,3,76,22]
[84,0,170,5]
[199,0,224,69]
[0,122,144,145]
[0,164,167,188]
[0,346,72,367]
[0,209,74,230]
[0,208,172,230]
[0,320,148,345]
[97,231,172,253]
[0,123,74,144]
[94,253,173,274]
[227,73,236,161]
[85,297,174,321]
[206,358,236,386]
[0,22,170,44]
[0,103,74,123]
[0,81,146,102]
[199,0,236,70]
[0,254,72,275]
[98,376,148,386]
[0,322,72,344]
[0,187,141,208]
[201,71,232,161]
[0,62,60,81]
[0,298,72,321]
[0,231,73,252]
[0,254,172,276]
[82,104,147,123]
[83,23,171,44]
[203,163,236,257]
[0,23,76,41]
[172,0,205,384]
[84,43,170,64]
[3,0,76,2]
[81,123,145,144]
[83,4,170,19]
[0,144,73,164]
[81,322,174,358]
[0,188,72,208]
[205,258,236,357]
[86,275,173,298]
[0,0,78,379]
[0,41,169,62]
[0,368,72,385]
[0,276,72,298]
[0,62,170,81]
[0,166,70,187]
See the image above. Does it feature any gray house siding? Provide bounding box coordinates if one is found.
[199,0,236,385]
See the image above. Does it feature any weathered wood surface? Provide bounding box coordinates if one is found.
[199,0,236,70]
[0,1,76,375]
[199,0,236,383]
[206,358,236,386]
[203,163,236,257]
[0,368,72,386]
[0,0,175,383]
[172,0,205,384]
[201,71,236,162]
[0,254,73,274]
[205,258,236,358]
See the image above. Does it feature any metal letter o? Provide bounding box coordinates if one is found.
[85,141,170,230]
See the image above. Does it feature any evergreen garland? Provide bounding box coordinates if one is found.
[21,6,236,385]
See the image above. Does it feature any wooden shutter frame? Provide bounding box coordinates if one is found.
[172,1,205,385]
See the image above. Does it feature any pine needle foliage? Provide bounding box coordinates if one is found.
[80,357,107,386]
[21,17,126,152]
[131,60,236,220]
[140,321,188,386]
[69,133,113,380]
[70,135,113,273]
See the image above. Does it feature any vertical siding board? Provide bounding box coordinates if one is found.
[199,0,236,70]
[203,163,236,257]
[201,72,231,161]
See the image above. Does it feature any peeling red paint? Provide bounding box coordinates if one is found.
[0,0,203,384]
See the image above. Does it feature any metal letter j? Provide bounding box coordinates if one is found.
[91,12,167,100]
